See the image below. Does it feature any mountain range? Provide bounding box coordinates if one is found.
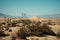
[0,13,60,18]
[40,13,60,18]
[0,13,15,18]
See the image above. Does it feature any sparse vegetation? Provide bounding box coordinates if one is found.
[0,17,60,40]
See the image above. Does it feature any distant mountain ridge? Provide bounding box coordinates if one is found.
[0,13,15,18]
[40,13,60,18]
[0,13,60,18]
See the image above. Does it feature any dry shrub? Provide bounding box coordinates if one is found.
[0,26,9,37]
[19,21,42,36]
[17,20,56,39]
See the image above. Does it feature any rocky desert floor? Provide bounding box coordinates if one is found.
[0,16,60,40]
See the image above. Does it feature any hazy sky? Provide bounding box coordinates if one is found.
[0,0,60,17]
